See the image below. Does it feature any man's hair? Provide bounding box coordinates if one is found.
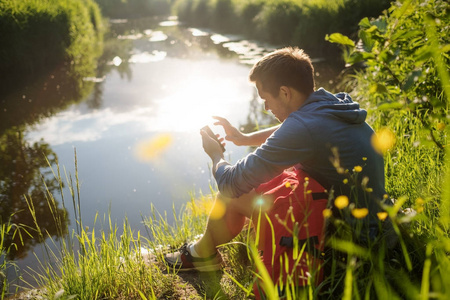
[249,47,315,97]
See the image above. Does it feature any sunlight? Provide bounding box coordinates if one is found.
[150,75,246,132]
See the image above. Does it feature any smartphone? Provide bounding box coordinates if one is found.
[201,125,225,152]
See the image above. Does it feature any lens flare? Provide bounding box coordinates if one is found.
[371,128,396,154]
[135,133,173,161]
[209,199,226,220]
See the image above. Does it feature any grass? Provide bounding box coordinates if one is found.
[1,0,449,299]
[1,140,448,299]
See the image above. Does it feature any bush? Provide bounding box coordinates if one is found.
[0,0,104,96]
[327,0,449,235]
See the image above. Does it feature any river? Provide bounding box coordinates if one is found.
[1,16,341,292]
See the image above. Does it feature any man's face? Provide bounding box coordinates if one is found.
[255,81,290,122]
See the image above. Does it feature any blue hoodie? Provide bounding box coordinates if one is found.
[214,88,387,220]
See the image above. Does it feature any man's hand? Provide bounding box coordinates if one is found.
[213,116,247,146]
[200,129,225,162]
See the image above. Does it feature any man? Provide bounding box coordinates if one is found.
[164,47,387,275]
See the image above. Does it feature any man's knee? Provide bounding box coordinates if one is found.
[217,190,264,218]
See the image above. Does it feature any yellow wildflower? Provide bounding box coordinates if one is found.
[365,187,373,193]
[351,208,369,219]
[437,122,446,131]
[322,209,332,218]
[416,197,425,213]
[354,165,363,173]
[377,212,388,221]
[362,157,367,161]
[343,178,348,184]
[285,182,291,188]
[334,195,349,209]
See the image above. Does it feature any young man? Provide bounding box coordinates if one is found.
[164,47,387,275]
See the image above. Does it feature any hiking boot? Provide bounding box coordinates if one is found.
[164,243,223,272]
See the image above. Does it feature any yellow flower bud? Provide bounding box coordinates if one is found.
[352,208,369,219]
[354,165,363,172]
[334,195,349,209]
[322,208,332,218]
[377,212,388,221]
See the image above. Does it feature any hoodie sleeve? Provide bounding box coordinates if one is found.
[214,117,315,198]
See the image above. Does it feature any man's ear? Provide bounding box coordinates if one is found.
[279,86,291,101]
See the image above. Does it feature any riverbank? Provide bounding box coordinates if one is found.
[172,0,391,57]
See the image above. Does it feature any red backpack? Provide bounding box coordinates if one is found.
[253,168,328,298]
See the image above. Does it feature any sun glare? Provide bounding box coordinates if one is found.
[151,74,243,132]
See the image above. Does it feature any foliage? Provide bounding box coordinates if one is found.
[173,0,391,55]
[326,0,449,204]
[322,0,450,298]
[0,0,104,97]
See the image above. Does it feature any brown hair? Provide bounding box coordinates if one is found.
[249,47,315,97]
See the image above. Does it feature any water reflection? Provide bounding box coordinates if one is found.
[0,128,68,260]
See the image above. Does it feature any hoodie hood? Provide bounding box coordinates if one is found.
[301,88,367,124]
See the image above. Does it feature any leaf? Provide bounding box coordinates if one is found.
[377,102,403,110]
[403,70,423,91]
[345,52,364,65]
[369,83,388,94]
[391,30,422,42]
[365,25,379,33]
[325,33,355,47]
[359,30,375,52]
[358,17,371,29]
[371,18,388,33]
[414,46,432,66]
[441,44,450,53]
[379,49,394,63]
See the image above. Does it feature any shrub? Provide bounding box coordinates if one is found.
[0,0,104,96]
